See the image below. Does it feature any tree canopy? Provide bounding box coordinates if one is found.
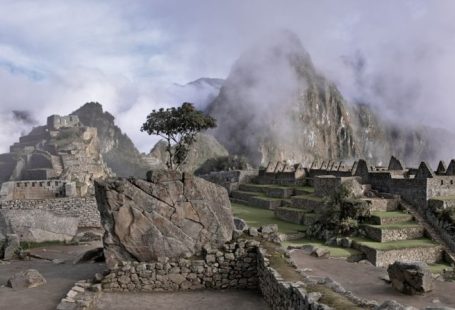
[141,102,217,170]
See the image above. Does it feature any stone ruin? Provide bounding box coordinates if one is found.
[0,113,112,248]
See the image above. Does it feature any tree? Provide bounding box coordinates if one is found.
[141,102,217,170]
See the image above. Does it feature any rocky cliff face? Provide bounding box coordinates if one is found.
[207,31,450,167]
[71,102,152,177]
[95,170,234,268]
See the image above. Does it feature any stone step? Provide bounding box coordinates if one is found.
[248,196,282,210]
[367,211,413,225]
[274,207,318,225]
[291,195,325,211]
[294,188,314,196]
[230,194,282,210]
[352,238,443,267]
[238,184,267,194]
[361,223,425,242]
[361,198,399,212]
[238,184,295,198]
[231,190,258,201]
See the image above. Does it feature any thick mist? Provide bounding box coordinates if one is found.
[0,1,454,165]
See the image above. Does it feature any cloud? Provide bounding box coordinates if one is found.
[0,0,454,159]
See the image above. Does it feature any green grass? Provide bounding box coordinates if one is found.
[293,194,323,202]
[353,237,438,251]
[364,221,421,230]
[231,203,306,234]
[278,206,312,213]
[283,238,361,258]
[371,211,411,218]
[429,263,453,274]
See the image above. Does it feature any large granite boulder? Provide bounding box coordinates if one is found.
[387,261,433,295]
[3,234,20,260]
[0,210,79,243]
[7,269,47,289]
[95,170,234,268]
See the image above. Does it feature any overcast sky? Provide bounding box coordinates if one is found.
[1,0,454,153]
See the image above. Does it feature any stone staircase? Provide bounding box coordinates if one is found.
[230,183,323,227]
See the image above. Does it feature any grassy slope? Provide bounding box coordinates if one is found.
[231,203,306,234]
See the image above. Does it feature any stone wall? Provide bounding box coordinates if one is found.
[427,177,455,200]
[256,247,332,310]
[363,225,423,242]
[101,239,259,292]
[100,237,335,310]
[354,242,443,267]
[0,180,76,200]
[0,197,100,228]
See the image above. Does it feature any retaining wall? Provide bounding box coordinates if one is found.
[0,197,100,228]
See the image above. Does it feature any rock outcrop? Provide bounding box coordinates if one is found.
[387,261,434,295]
[7,269,47,289]
[71,102,153,178]
[95,170,234,268]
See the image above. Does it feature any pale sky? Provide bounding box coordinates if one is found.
[1,0,454,152]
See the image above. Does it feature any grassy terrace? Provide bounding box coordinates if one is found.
[370,211,411,218]
[232,202,360,259]
[363,221,421,230]
[231,203,306,234]
[234,191,283,201]
[241,183,315,192]
[292,194,323,202]
[352,237,439,251]
[283,239,361,258]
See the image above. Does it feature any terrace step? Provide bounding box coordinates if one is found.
[352,238,443,267]
[274,207,319,225]
[291,195,324,211]
[238,184,267,194]
[361,197,399,212]
[231,190,258,201]
[230,191,283,210]
[294,187,315,196]
[367,211,413,225]
[239,184,295,198]
[361,223,425,242]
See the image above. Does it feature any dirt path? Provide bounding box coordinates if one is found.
[0,243,106,310]
[290,250,455,309]
[96,290,268,310]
